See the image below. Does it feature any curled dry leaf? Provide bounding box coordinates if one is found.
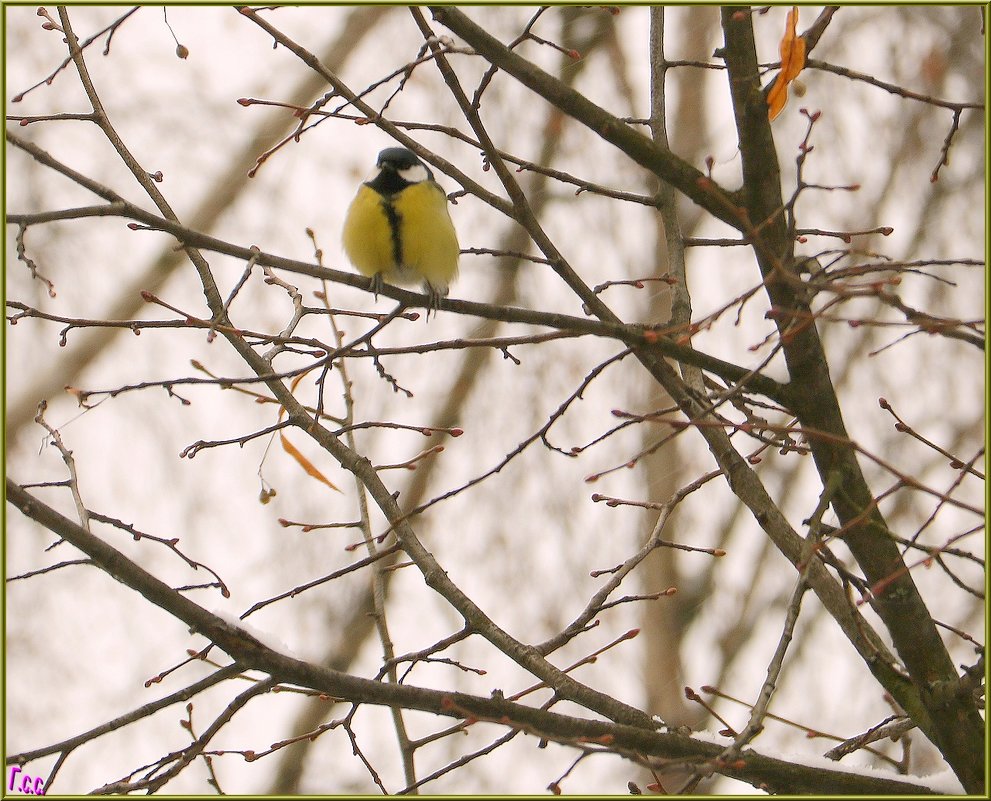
[279,431,342,494]
[275,370,341,493]
[768,6,807,121]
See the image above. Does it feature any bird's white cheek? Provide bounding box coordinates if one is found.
[397,164,429,184]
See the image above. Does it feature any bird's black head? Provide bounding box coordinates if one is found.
[368,147,434,195]
[377,147,423,170]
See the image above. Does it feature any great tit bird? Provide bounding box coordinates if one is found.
[342,147,459,312]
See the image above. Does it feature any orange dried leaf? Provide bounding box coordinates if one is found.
[768,6,806,121]
[767,84,790,121]
[280,431,342,493]
[779,7,805,81]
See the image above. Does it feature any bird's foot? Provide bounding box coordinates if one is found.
[423,284,448,321]
[369,272,385,300]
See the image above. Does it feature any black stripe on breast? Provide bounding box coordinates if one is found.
[382,198,403,269]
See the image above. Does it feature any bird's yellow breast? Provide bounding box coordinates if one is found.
[343,180,459,292]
